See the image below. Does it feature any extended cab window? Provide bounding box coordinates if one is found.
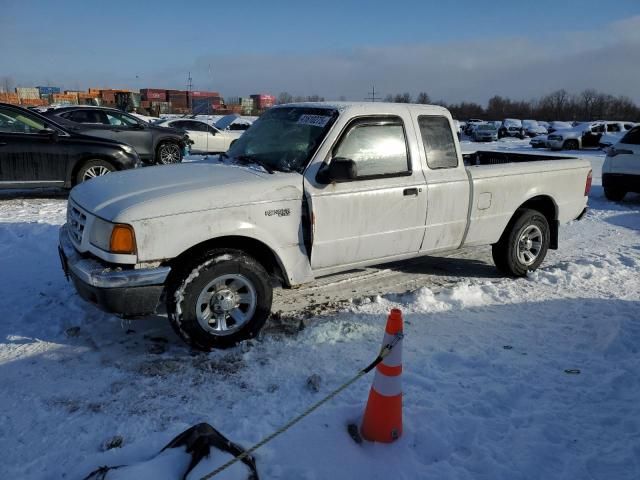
[418,116,458,169]
[333,117,410,178]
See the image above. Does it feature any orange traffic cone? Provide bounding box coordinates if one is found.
[360,308,403,443]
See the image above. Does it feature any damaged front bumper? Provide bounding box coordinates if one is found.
[58,225,171,316]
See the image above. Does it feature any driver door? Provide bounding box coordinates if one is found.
[103,111,152,158]
[304,114,428,272]
[0,105,68,185]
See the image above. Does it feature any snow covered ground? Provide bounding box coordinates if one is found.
[1,147,639,479]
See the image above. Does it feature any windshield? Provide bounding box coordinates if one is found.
[477,124,496,131]
[226,106,338,173]
[215,114,240,131]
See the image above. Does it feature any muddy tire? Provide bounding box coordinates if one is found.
[492,209,550,277]
[167,249,272,350]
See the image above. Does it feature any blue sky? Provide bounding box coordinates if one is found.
[1,0,639,102]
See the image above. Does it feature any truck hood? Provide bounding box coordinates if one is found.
[70,159,303,222]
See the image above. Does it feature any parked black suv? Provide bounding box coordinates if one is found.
[43,106,190,164]
[0,103,140,188]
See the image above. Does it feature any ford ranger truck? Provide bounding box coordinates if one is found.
[59,102,592,350]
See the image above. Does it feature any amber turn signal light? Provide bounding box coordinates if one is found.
[110,224,136,254]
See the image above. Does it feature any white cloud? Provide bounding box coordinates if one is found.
[177,15,640,102]
[4,16,640,103]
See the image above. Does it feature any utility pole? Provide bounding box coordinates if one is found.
[187,71,193,111]
[365,85,381,102]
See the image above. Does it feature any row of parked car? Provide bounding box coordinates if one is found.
[460,118,637,150]
[0,103,246,189]
[530,121,636,151]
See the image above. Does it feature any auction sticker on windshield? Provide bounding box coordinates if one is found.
[297,114,331,128]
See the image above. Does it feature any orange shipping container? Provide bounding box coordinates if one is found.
[0,93,20,104]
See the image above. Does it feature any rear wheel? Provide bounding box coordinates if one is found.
[604,186,626,201]
[156,141,183,164]
[492,209,550,276]
[168,249,272,350]
[76,159,115,184]
[563,139,579,150]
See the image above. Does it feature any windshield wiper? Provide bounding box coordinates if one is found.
[235,154,275,174]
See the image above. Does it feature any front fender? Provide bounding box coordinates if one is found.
[131,201,314,285]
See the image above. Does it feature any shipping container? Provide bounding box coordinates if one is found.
[250,93,275,110]
[20,98,47,106]
[37,86,60,96]
[0,92,20,104]
[190,90,221,98]
[52,93,79,105]
[151,101,171,114]
[141,88,167,101]
[16,87,40,100]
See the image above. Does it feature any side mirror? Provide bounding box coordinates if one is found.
[39,128,59,142]
[132,123,145,130]
[317,157,357,183]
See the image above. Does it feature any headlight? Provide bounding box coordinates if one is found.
[90,217,137,254]
[121,144,135,155]
[90,217,114,251]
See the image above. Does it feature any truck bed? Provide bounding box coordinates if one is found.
[463,150,575,166]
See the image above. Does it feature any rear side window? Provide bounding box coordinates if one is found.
[63,109,108,124]
[333,116,410,178]
[620,126,640,145]
[418,116,458,169]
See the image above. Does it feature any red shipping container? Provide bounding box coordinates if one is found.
[141,88,167,101]
[191,91,220,98]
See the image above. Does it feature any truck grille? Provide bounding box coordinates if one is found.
[67,203,86,244]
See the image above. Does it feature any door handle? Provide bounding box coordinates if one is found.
[403,188,419,196]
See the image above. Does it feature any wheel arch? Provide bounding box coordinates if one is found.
[167,235,290,287]
[70,155,119,187]
[511,195,559,249]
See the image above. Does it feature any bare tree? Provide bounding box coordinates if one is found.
[277,92,293,105]
[579,89,598,120]
[416,92,431,104]
[394,92,411,103]
[0,76,14,93]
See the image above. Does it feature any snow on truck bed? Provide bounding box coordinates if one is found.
[1,153,639,479]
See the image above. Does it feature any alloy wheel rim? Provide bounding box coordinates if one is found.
[83,165,111,180]
[159,144,180,164]
[516,225,543,266]
[195,274,257,336]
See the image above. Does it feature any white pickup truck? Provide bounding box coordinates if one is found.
[59,102,592,350]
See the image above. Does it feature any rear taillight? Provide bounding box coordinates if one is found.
[585,169,592,196]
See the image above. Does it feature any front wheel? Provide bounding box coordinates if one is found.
[76,159,115,184]
[563,139,579,150]
[168,250,273,350]
[492,209,550,276]
[156,141,183,164]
